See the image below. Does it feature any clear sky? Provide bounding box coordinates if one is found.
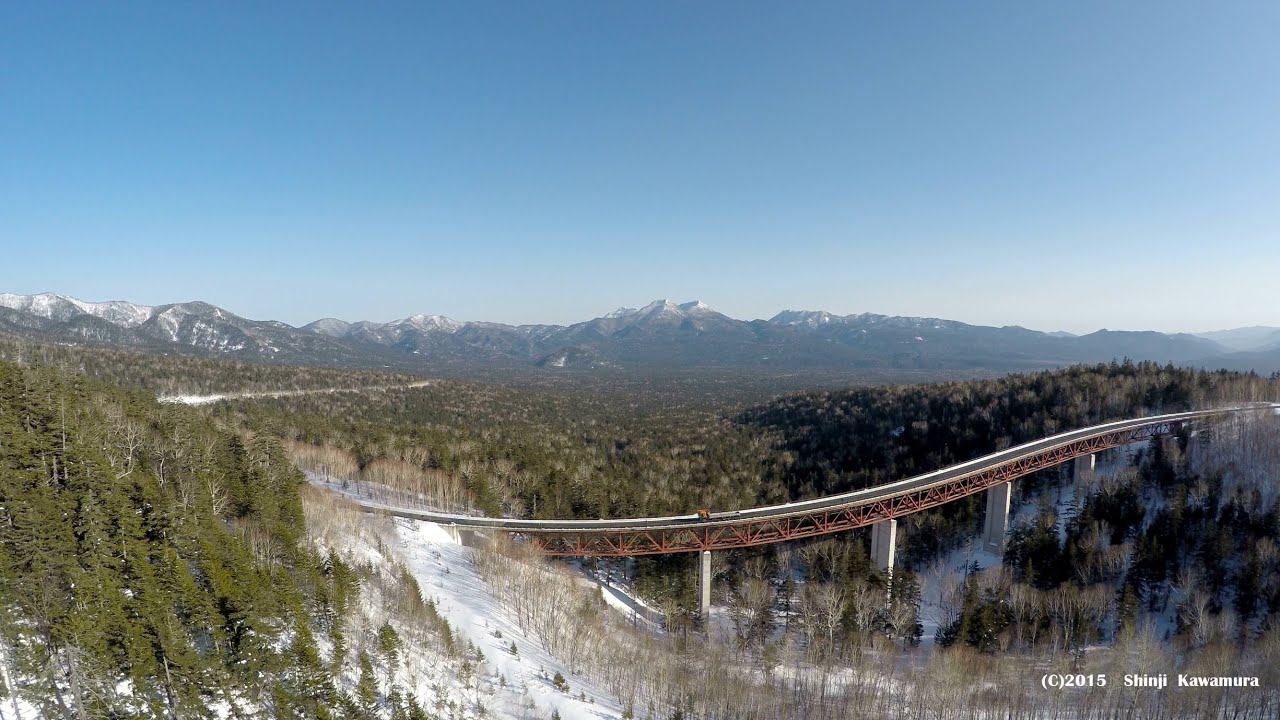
[2,2,1277,333]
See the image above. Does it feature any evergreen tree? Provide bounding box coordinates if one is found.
[377,621,402,676]
[356,650,378,717]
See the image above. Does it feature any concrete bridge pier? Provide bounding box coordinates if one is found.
[982,482,1012,553]
[698,550,712,619]
[870,519,897,577]
[1073,453,1096,481]
[447,524,492,549]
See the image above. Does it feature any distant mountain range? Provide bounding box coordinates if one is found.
[1192,325,1280,353]
[2,292,1278,376]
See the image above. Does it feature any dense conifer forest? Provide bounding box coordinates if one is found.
[0,360,293,713]
[0,359,457,717]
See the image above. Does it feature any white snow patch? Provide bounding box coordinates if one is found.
[159,381,432,406]
[401,314,463,333]
[417,520,459,545]
[156,306,187,341]
[0,695,40,720]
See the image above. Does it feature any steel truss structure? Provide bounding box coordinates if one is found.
[525,422,1179,557]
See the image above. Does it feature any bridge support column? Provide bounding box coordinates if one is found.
[698,550,712,619]
[870,519,897,577]
[982,482,1012,553]
[1073,453,1096,480]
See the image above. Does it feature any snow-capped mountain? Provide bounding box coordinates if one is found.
[301,317,353,337]
[0,292,153,327]
[403,313,463,333]
[558,299,714,328]
[306,313,465,349]
[770,310,970,331]
[770,310,841,328]
[0,291,1254,374]
[0,292,380,365]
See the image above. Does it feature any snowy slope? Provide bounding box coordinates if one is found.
[0,292,153,326]
[298,485,629,720]
[394,520,626,720]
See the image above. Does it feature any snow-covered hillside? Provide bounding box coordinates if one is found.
[395,521,625,720]
[0,292,153,327]
[302,486,627,720]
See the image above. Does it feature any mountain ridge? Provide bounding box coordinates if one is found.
[1194,325,1280,353]
[2,291,1271,375]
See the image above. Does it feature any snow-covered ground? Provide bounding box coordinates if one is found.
[159,380,431,406]
[917,537,1003,649]
[0,695,37,719]
[395,519,626,720]
[567,561,666,631]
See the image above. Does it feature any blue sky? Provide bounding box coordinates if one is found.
[2,2,1277,333]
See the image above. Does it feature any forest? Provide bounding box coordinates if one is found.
[209,359,1280,662]
[3,343,1279,718]
[0,337,424,397]
[0,358,463,718]
[739,361,1275,498]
